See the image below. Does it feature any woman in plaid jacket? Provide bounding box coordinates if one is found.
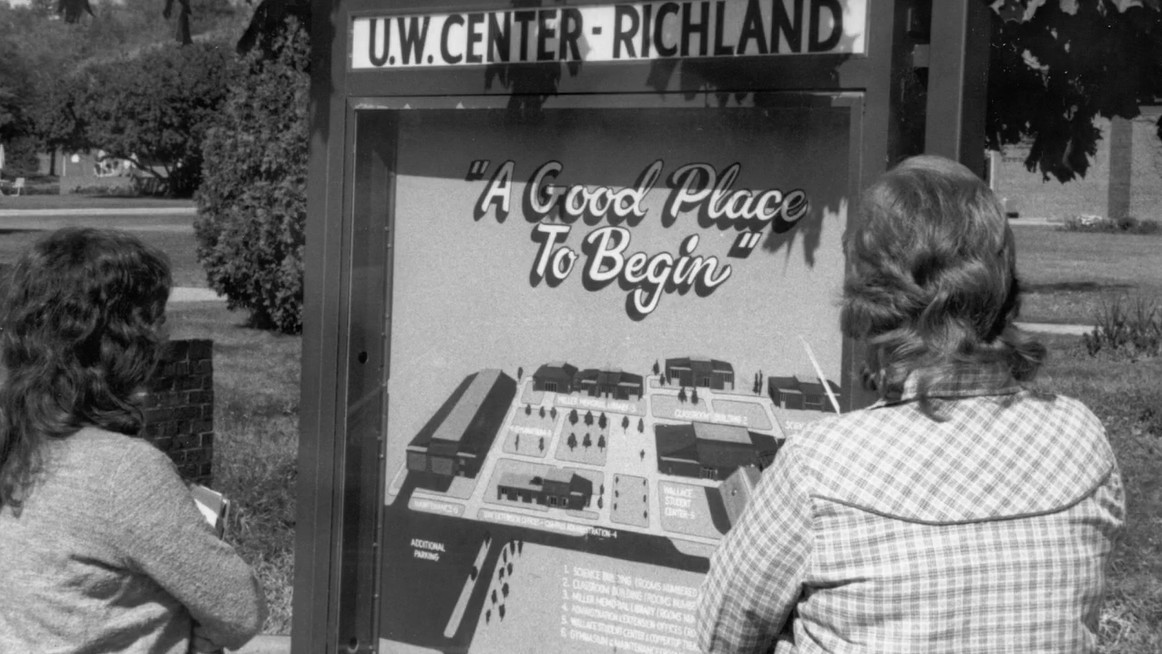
[697,155,1124,653]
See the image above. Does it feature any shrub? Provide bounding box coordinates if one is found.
[1061,214,1161,235]
[1083,296,1162,359]
[195,20,308,334]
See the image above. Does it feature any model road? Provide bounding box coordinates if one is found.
[379,478,709,653]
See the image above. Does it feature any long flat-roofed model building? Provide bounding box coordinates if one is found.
[665,357,735,390]
[406,369,517,479]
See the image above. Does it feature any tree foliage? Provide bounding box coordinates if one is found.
[58,41,237,195]
[986,0,1162,181]
[31,0,1162,188]
[1,0,230,172]
[0,39,36,173]
[194,19,308,333]
[52,0,248,45]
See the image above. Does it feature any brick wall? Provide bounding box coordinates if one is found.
[143,339,215,485]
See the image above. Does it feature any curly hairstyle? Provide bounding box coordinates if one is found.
[0,228,171,511]
[841,155,1045,408]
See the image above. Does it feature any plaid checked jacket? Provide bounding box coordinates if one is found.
[697,365,1125,653]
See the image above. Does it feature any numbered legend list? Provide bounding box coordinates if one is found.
[559,564,700,653]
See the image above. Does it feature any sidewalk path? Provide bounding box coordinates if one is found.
[235,635,290,654]
[1008,218,1060,228]
[0,207,195,217]
[1015,321,1092,336]
[0,209,195,233]
[170,287,223,303]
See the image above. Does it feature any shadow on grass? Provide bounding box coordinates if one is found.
[1024,281,1134,293]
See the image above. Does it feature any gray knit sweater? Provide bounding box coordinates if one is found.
[0,427,267,653]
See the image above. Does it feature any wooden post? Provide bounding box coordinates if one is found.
[1107,115,1133,223]
[924,0,991,177]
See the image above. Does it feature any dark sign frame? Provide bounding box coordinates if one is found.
[297,1,988,652]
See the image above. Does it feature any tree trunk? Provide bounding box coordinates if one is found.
[1107,116,1132,223]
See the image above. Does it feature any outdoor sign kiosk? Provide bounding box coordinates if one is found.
[296,1,989,652]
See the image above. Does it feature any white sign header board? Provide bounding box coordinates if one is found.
[351,0,867,69]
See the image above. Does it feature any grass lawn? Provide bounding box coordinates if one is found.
[1033,335,1162,653]
[0,225,206,288]
[168,301,300,635]
[0,192,194,211]
[1014,225,1162,325]
[1014,226,1162,652]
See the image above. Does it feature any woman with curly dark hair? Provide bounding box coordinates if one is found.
[698,156,1124,653]
[0,228,266,653]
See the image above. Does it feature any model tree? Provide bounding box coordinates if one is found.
[569,409,579,426]
[622,416,630,430]
[598,413,607,430]
[550,407,557,420]
[678,386,687,403]
[583,433,592,449]
[567,433,578,451]
[637,418,644,433]
[598,434,606,451]
[652,360,660,376]
[514,434,520,451]
[525,404,532,416]
[584,411,594,427]
[538,436,545,453]
[639,449,645,460]
[691,387,699,405]
[539,406,546,419]
[517,366,524,381]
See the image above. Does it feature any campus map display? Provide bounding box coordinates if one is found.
[371,102,855,653]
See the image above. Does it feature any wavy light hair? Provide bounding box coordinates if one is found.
[0,228,171,511]
[842,155,1044,407]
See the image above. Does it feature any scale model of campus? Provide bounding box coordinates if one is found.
[398,356,840,552]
